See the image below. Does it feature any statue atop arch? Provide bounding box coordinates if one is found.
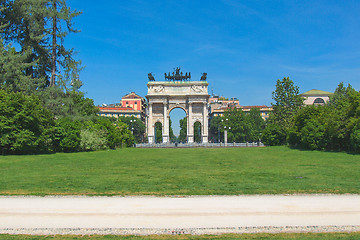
[164,67,191,81]
[148,72,155,81]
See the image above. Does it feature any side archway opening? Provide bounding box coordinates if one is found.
[194,121,202,143]
[154,122,162,143]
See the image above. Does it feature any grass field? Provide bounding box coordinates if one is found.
[1,233,360,239]
[0,146,359,195]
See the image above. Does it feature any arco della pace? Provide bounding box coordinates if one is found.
[146,68,209,144]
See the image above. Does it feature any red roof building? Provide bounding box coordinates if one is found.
[97,92,146,121]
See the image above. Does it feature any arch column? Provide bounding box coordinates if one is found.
[162,102,169,143]
[187,103,194,143]
[147,103,154,143]
[202,102,209,143]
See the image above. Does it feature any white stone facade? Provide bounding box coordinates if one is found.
[302,95,330,105]
[146,81,209,144]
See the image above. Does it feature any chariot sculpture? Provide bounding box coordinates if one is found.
[165,67,191,81]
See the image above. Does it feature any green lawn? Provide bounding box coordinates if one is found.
[1,233,360,239]
[0,146,359,195]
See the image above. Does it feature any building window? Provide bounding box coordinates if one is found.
[313,98,325,105]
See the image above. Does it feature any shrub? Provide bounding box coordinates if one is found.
[80,129,107,151]
[0,90,55,154]
[262,123,286,146]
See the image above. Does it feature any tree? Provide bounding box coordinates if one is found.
[0,89,55,154]
[262,123,287,146]
[209,116,222,143]
[247,108,265,142]
[264,77,303,145]
[270,77,304,128]
[46,0,82,89]
[286,82,360,152]
[178,117,187,143]
[169,119,177,143]
[1,0,82,89]
[1,0,49,87]
[0,42,35,93]
[223,108,249,143]
[1,0,83,118]
[118,116,146,143]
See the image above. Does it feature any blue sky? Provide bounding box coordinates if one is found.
[67,0,360,107]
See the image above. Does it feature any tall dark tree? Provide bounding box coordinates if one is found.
[1,0,49,89]
[0,42,35,93]
[46,0,82,89]
[0,0,82,94]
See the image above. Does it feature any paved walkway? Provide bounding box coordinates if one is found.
[1,195,360,235]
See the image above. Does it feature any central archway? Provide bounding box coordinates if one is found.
[169,107,187,143]
[146,80,209,144]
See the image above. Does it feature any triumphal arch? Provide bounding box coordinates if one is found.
[146,68,209,144]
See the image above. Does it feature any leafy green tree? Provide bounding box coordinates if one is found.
[209,116,222,143]
[222,108,248,142]
[270,77,304,128]
[169,119,177,143]
[93,117,134,149]
[0,90,55,154]
[265,77,303,145]
[247,108,265,142]
[287,82,360,152]
[209,108,265,143]
[55,117,81,152]
[178,117,187,143]
[325,83,356,151]
[115,120,135,147]
[350,124,360,153]
[118,116,146,143]
[262,123,286,146]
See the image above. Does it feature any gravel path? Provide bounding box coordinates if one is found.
[1,195,359,235]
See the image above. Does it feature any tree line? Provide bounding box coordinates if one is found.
[262,78,360,153]
[0,0,136,154]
